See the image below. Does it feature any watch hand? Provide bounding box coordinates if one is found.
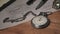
[39,18,41,21]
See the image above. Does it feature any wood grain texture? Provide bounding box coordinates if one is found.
[0,10,60,34]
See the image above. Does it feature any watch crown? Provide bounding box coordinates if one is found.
[39,12,47,17]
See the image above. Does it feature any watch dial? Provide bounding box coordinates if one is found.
[32,16,48,28]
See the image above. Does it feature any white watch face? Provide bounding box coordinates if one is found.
[0,0,10,7]
[32,16,48,27]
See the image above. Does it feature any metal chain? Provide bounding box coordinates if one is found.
[3,11,52,23]
[3,11,37,23]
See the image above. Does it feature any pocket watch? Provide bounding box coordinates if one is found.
[31,12,50,29]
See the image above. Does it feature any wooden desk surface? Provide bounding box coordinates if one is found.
[0,11,60,34]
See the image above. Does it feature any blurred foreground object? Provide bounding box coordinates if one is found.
[52,0,60,9]
[0,0,16,12]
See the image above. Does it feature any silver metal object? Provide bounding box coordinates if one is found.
[31,12,50,29]
[52,0,60,9]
